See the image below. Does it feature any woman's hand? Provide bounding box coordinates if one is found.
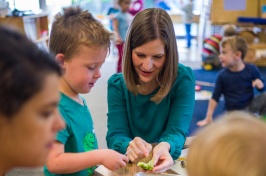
[126,137,152,162]
[151,142,174,173]
[116,37,123,44]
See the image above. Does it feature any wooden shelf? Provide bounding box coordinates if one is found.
[244,43,266,67]
[0,13,49,41]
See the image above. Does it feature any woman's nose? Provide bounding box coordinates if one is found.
[143,58,153,70]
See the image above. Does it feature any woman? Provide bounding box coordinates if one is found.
[0,26,65,176]
[106,8,195,173]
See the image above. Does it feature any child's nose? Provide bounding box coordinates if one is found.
[53,110,65,132]
[94,68,101,78]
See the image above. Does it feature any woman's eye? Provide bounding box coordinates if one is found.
[137,54,145,58]
[153,56,162,59]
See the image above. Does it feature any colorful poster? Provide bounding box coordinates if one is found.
[224,0,246,11]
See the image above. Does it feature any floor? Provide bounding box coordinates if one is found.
[6,38,201,176]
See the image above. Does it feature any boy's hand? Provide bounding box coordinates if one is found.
[150,142,174,173]
[108,14,116,20]
[126,137,152,162]
[252,79,264,89]
[116,37,123,44]
[197,118,212,127]
[101,149,129,171]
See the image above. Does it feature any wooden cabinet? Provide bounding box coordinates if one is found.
[244,43,266,67]
[0,13,49,43]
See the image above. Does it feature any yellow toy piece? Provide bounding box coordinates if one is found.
[203,64,213,71]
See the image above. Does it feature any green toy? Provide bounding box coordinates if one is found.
[137,159,154,171]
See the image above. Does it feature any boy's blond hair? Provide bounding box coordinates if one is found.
[49,6,113,59]
[187,111,266,176]
[220,36,248,59]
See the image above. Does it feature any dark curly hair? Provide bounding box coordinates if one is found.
[0,25,62,117]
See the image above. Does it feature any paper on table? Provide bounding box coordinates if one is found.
[169,149,189,176]
[178,148,188,160]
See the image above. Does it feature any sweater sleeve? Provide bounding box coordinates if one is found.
[249,64,265,91]
[212,71,223,102]
[106,73,132,154]
[159,65,195,159]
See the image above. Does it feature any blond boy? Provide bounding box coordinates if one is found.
[198,36,266,126]
[44,6,128,176]
[188,111,266,176]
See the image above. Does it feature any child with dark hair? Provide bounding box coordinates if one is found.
[0,25,65,176]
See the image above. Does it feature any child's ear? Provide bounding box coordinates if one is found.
[235,51,242,59]
[55,54,65,68]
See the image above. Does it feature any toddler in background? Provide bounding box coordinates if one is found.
[113,0,133,72]
[188,111,266,176]
[198,36,266,127]
[44,6,128,176]
[202,24,238,70]
[107,0,119,31]
[180,0,193,49]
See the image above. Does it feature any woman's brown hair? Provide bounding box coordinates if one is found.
[123,8,178,103]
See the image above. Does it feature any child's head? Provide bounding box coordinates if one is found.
[0,26,64,171]
[219,36,248,67]
[113,0,119,9]
[118,0,131,12]
[221,24,238,37]
[123,8,178,103]
[49,6,113,94]
[187,111,266,176]
[49,6,113,59]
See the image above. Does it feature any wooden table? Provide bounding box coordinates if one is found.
[93,137,194,176]
[93,158,183,176]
